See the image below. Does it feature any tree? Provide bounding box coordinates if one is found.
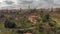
[42,13,50,22]
[40,12,57,34]
[0,14,5,18]
[56,8,60,14]
[16,30,24,34]
[4,19,16,29]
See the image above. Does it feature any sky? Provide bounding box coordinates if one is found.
[0,0,60,9]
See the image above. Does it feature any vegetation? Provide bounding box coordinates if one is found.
[4,19,16,29]
[0,8,59,34]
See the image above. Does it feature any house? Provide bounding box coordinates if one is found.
[27,14,38,24]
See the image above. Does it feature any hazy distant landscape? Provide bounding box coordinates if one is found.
[0,8,59,34]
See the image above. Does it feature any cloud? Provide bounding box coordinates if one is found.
[53,0,60,4]
[3,1,14,5]
[0,0,60,9]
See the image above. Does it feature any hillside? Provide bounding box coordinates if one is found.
[0,8,60,34]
